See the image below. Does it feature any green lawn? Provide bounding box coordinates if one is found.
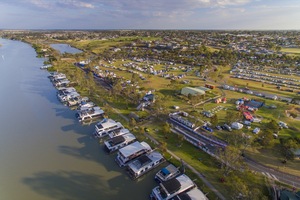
[281,47,300,56]
[246,146,300,177]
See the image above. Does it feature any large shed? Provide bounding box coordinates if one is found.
[196,86,211,93]
[181,87,205,96]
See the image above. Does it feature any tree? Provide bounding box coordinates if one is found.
[162,122,171,135]
[217,146,243,176]
[257,129,274,147]
[151,93,168,119]
[266,119,280,132]
[112,80,123,97]
[177,134,185,147]
[159,141,167,153]
[86,71,96,95]
[131,73,140,85]
[210,114,219,127]
[188,94,202,109]
[225,110,241,124]
[129,118,137,129]
[275,45,282,52]
[280,137,299,160]
[227,173,269,200]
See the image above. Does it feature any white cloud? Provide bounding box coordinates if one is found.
[57,0,95,9]
[29,0,51,9]
[27,0,95,9]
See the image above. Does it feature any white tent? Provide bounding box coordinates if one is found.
[231,122,243,130]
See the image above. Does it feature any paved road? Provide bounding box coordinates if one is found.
[245,157,300,189]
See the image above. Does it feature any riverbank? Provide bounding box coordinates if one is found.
[0,38,158,200]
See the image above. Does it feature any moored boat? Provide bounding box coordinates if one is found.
[173,187,209,200]
[150,174,195,200]
[115,141,152,167]
[77,106,105,122]
[94,118,124,138]
[154,164,181,183]
[104,133,136,153]
[127,151,165,179]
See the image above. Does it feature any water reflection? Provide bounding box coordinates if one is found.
[23,171,118,200]
[50,44,82,54]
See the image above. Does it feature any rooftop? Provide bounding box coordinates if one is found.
[118,141,151,158]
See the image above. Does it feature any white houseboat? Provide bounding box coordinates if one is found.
[67,96,89,107]
[94,118,124,138]
[115,141,152,167]
[108,128,130,138]
[155,164,181,183]
[77,101,95,111]
[77,106,104,122]
[104,133,136,153]
[150,174,195,200]
[59,92,80,102]
[49,73,66,81]
[57,87,76,97]
[127,151,165,179]
[57,87,79,102]
[173,187,208,200]
[53,79,70,87]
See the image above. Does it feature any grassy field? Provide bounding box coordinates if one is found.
[224,75,299,99]
[246,147,300,177]
[69,36,161,54]
[281,47,300,56]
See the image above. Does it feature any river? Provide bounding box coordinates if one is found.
[0,38,157,200]
[50,43,82,54]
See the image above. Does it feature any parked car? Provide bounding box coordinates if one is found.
[224,124,232,132]
[202,126,213,132]
[253,127,260,134]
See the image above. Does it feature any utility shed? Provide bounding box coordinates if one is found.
[181,87,205,96]
[196,86,211,93]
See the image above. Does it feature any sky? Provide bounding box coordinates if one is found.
[0,0,300,30]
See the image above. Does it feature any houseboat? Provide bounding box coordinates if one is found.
[57,87,76,96]
[150,174,195,200]
[67,96,89,107]
[173,187,208,200]
[127,151,165,179]
[115,141,152,167]
[104,133,136,153]
[57,87,78,102]
[58,92,80,102]
[108,128,130,138]
[49,73,66,81]
[155,164,181,183]
[94,118,124,138]
[53,78,70,87]
[77,106,104,122]
[77,101,95,111]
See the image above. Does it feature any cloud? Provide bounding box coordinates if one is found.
[29,0,51,9]
[26,0,95,9]
[55,0,95,9]
[23,0,253,11]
